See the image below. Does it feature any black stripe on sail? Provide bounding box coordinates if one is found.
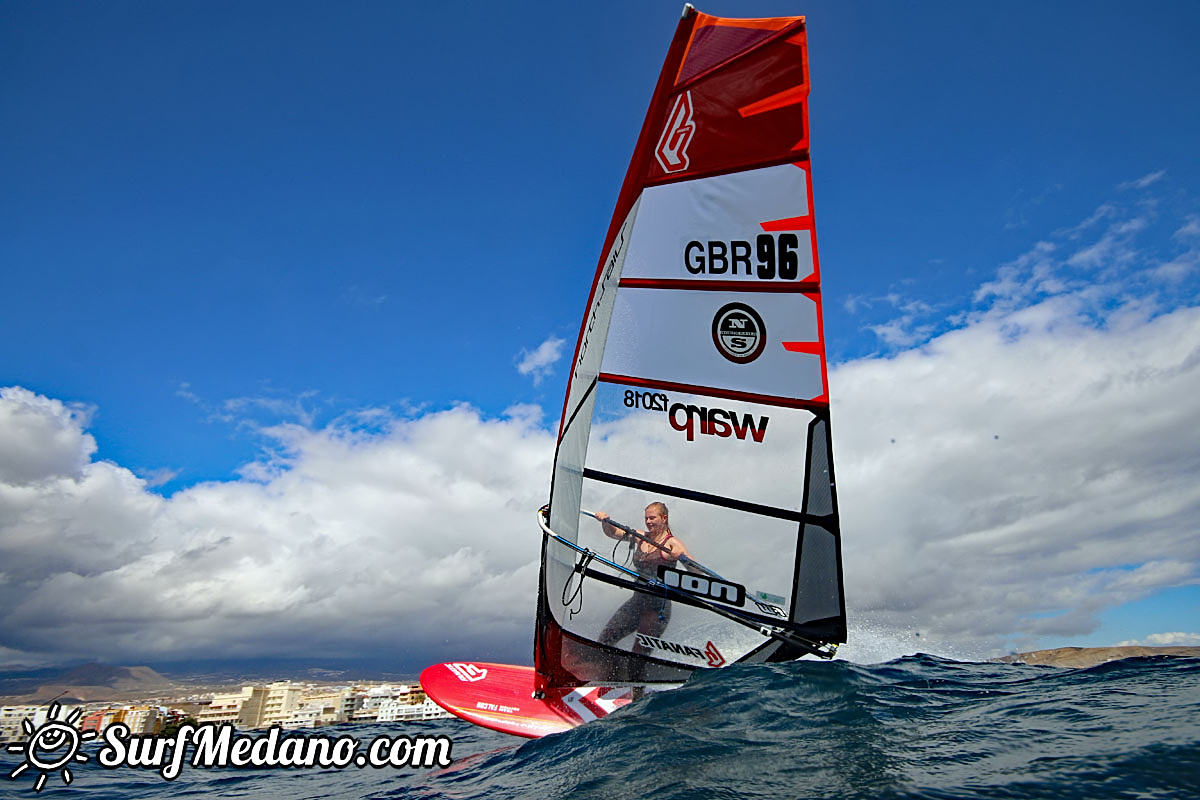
[583,467,803,523]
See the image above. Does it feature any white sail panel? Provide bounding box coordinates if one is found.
[584,382,817,512]
[601,288,825,402]
[621,164,816,283]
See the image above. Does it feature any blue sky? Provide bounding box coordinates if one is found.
[2,1,1198,670]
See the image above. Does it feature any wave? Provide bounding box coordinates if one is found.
[7,655,1197,799]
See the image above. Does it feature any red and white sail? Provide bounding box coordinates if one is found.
[536,7,846,692]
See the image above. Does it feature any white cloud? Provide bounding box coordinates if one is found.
[1177,215,1200,241]
[853,293,939,347]
[0,388,96,486]
[842,294,871,314]
[867,318,935,348]
[1118,170,1166,191]
[1150,215,1200,282]
[832,192,1200,658]
[835,297,1200,647]
[516,335,567,386]
[1065,214,1148,271]
[1117,632,1200,647]
[0,395,552,668]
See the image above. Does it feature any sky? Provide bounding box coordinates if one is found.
[2,0,1199,672]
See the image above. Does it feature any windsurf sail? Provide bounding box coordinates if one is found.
[535,6,846,693]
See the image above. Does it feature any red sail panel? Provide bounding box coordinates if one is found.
[653,16,810,183]
[556,12,813,438]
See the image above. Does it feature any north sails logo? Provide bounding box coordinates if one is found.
[712,302,767,364]
[655,90,695,173]
[446,663,488,682]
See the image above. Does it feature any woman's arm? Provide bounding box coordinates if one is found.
[665,536,690,561]
[593,511,629,541]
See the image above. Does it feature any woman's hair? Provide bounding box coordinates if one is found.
[645,501,672,536]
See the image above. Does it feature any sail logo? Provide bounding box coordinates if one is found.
[658,566,746,608]
[447,663,488,682]
[573,224,628,383]
[655,90,695,173]
[712,302,767,364]
[704,641,726,668]
[668,402,768,443]
[750,597,788,619]
[634,633,707,661]
[563,687,632,723]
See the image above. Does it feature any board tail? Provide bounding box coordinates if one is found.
[421,662,636,739]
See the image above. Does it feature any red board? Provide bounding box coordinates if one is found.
[420,662,634,739]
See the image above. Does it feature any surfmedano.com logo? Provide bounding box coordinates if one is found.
[5,703,95,792]
[6,706,453,793]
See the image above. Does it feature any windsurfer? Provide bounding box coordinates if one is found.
[594,502,691,655]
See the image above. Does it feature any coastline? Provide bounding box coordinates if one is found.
[992,645,1200,668]
[6,645,1200,705]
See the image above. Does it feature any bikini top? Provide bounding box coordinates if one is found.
[632,531,675,573]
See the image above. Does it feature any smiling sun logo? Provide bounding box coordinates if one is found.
[6,702,96,792]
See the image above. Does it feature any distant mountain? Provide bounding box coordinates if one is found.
[57,664,176,691]
[0,658,423,704]
[149,657,420,685]
[993,645,1200,668]
[0,663,178,704]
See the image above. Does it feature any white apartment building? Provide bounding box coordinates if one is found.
[0,706,52,743]
[280,688,361,728]
[2,703,168,742]
[357,684,422,711]
[375,697,451,722]
[280,706,323,729]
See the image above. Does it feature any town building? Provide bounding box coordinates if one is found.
[376,697,450,722]
[1,677,448,740]
[0,706,51,744]
[197,686,268,727]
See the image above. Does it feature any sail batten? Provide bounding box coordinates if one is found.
[581,467,808,523]
[618,278,820,293]
[596,372,826,412]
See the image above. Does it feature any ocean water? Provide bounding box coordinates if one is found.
[4,655,1198,799]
